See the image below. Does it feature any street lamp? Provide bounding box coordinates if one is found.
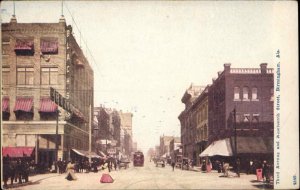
[232,107,238,174]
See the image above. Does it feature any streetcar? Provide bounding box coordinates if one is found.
[133,151,144,167]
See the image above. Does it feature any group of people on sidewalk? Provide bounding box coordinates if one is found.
[2,156,31,188]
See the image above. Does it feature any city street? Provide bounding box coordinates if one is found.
[4,159,272,190]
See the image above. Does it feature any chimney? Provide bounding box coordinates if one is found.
[260,63,268,74]
[217,71,222,76]
[59,15,66,24]
[224,63,231,73]
[10,15,17,23]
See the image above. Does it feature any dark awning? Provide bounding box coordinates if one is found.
[2,147,35,158]
[39,98,58,113]
[2,97,9,113]
[234,137,273,154]
[15,39,34,51]
[41,38,58,54]
[14,97,33,112]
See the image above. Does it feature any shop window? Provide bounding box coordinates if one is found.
[234,87,240,100]
[17,67,34,85]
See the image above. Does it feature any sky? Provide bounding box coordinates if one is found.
[0,1,297,153]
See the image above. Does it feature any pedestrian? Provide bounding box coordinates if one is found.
[100,163,114,183]
[65,161,77,181]
[262,160,270,183]
[16,159,23,184]
[201,159,206,172]
[3,157,11,188]
[9,160,17,185]
[223,162,230,177]
[57,158,63,174]
[171,160,175,171]
[248,160,254,174]
[236,158,241,177]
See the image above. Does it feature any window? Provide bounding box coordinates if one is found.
[270,88,274,101]
[17,67,34,85]
[252,114,259,123]
[41,67,58,85]
[2,45,10,56]
[243,114,250,122]
[234,87,240,100]
[252,87,258,100]
[2,68,10,85]
[243,87,249,100]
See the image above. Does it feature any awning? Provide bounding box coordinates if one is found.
[41,38,58,54]
[14,97,33,112]
[71,107,85,121]
[39,98,58,113]
[15,39,34,51]
[2,147,35,158]
[72,149,102,158]
[199,138,233,157]
[2,97,9,112]
[234,137,273,154]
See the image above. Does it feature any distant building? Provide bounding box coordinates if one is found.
[169,137,182,159]
[1,16,94,166]
[159,135,174,157]
[119,111,133,156]
[94,106,120,155]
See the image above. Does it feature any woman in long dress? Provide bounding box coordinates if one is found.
[100,162,114,183]
[65,161,77,181]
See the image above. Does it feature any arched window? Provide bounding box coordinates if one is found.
[252,87,258,100]
[234,87,240,100]
[243,87,249,100]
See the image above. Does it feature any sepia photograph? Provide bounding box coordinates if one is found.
[1,1,298,189]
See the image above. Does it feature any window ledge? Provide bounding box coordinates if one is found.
[251,99,259,101]
[233,99,241,101]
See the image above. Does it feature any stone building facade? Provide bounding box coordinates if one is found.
[1,16,94,166]
[178,84,205,159]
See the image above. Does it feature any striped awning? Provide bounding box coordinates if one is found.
[15,39,34,51]
[2,147,35,158]
[2,97,9,112]
[14,97,33,112]
[39,98,58,113]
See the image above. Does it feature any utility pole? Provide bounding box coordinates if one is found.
[55,109,59,172]
[233,107,237,165]
[88,104,92,162]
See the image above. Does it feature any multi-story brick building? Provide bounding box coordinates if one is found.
[206,63,274,168]
[178,84,205,160]
[1,16,94,167]
[94,106,121,155]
